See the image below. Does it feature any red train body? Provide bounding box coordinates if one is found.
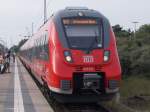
[20,7,121,103]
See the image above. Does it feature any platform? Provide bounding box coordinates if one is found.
[0,58,54,112]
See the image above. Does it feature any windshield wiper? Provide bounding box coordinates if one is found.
[86,31,98,54]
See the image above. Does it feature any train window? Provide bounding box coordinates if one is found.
[32,34,49,61]
[65,25,100,37]
[42,35,45,45]
[39,45,49,60]
[44,44,49,60]
[41,37,43,46]
[44,33,49,60]
[40,38,42,46]
[63,19,102,49]
[44,32,49,44]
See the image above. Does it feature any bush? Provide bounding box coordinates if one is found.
[115,24,150,76]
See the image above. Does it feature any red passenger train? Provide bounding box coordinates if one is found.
[20,7,121,103]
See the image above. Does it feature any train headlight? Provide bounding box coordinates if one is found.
[64,51,73,63]
[66,56,72,62]
[104,50,110,62]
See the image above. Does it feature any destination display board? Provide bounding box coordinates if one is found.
[62,19,98,25]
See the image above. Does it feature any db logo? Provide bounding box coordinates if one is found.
[83,56,94,63]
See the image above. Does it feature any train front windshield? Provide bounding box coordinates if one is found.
[63,19,103,50]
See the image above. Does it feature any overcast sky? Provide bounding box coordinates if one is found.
[0,0,149,48]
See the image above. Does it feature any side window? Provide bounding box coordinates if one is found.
[41,33,49,61]
[45,32,49,60]
[29,48,32,60]
[32,34,49,61]
[37,38,40,59]
[39,37,43,59]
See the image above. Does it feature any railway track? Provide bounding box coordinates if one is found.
[45,97,111,112]
[60,103,111,112]
[22,61,111,112]
[41,85,112,112]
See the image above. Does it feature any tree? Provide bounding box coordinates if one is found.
[112,24,132,38]
[10,39,28,53]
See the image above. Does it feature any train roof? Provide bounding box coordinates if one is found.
[53,7,109,22]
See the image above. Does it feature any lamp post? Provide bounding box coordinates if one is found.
[44,0,47,24]
[132,21,139,38]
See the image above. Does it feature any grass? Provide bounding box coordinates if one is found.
[102,75,150,112]
[120,75,150,98]
[120,75,150,111]
[101,101,135,112]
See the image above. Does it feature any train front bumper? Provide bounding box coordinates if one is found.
[48,72,119,95]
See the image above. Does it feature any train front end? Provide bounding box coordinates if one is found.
[48,8,121,102]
